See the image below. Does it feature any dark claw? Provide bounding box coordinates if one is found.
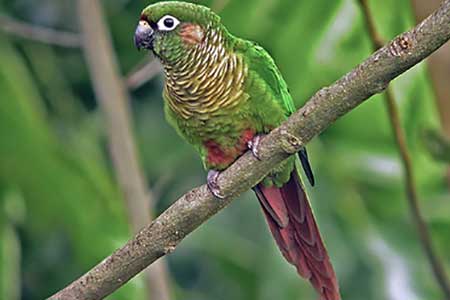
[247,134,266,160]
[207,170,226,199]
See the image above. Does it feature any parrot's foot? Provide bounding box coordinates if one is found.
[247,134,266,160]
[207,170,226,199]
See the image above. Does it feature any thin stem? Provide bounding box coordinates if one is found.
[358,0,450,298]
[126,58,162,90]
[77,0,173,299]
[385,89,450,299]
[0,15,80,48]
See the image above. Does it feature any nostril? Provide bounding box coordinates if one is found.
[139,20,150,27]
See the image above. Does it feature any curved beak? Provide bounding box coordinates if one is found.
[134,20,154,51]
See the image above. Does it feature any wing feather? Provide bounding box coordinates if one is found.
[239,41,296,115]
[236,40,315,185]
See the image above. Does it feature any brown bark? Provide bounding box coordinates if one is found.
[49,1,450,299]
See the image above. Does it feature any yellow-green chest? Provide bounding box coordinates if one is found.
[163,37,248,121]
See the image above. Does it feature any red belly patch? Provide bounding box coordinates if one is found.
[204,129,255,169]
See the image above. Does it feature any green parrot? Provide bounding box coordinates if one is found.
[134,2,340,299]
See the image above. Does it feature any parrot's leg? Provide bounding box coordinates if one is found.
[207,170,226,199]
[247,134,267,160]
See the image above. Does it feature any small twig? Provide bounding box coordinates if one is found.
[126,58,162,90]
[77,1,172,300]
[0,15,80,48]
[358,0,450,298]
[384,89,450,299]
[48,1,450,299]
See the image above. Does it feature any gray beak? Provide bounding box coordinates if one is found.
[134,20,154,51]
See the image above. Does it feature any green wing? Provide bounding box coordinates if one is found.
[238,40,296,115]
[236,39,316,186]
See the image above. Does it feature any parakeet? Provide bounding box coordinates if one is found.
[134,2,340,299]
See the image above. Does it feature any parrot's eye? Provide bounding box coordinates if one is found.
[157,15,180,31]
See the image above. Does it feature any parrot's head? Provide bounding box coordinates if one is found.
[134,1,222,64]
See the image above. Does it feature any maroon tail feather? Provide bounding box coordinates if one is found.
[254,169,340,300]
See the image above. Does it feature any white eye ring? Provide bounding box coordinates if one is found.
[157,15,180,31]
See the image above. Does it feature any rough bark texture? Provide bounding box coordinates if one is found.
[49,1,450,299]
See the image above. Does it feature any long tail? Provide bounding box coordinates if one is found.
[254,168,340,300]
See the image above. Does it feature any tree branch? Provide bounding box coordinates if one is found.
[76,1,172,300]
[0,15,80,48]
[358,0,450,297]
[49,1,450,299]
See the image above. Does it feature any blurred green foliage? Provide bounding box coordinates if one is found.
[0,0,449,300]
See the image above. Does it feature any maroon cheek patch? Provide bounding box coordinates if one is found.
[180,23,205,45]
